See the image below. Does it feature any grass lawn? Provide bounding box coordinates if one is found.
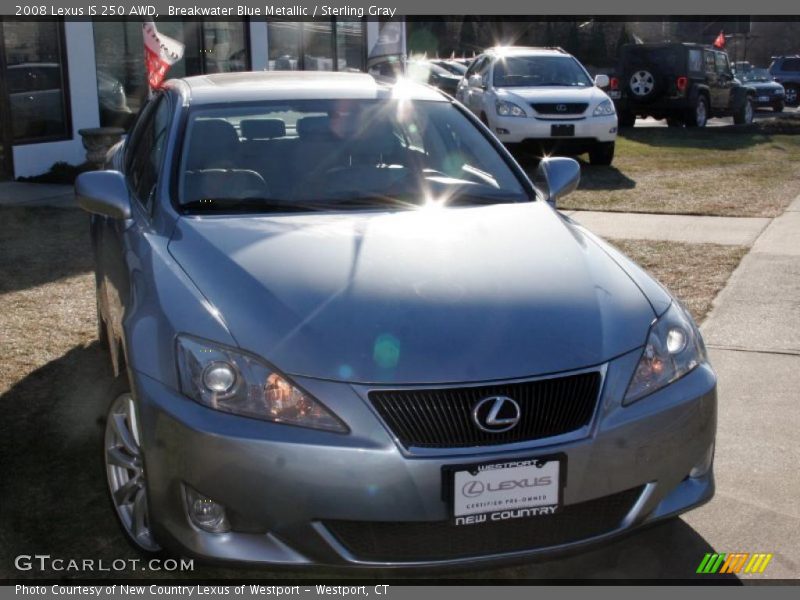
[0,206,745,579]
[609,239,748,322]
[556,127,800,217]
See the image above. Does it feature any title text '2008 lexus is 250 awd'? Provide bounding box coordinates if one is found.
[76,71,716,568]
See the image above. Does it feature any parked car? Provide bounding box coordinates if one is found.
[611,42,755,128]
[455,46,618,165]
[735,67,785,112]
[76,71,716,567]
[768,55,800,106]
[407,60,462,95]
[430,58,468,77]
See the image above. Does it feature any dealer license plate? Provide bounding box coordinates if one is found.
[551,124,575,137]
[446,457,562,526]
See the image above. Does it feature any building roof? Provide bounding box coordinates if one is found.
[172,71,447,104]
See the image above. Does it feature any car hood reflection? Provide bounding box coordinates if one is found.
[168,201,655,384]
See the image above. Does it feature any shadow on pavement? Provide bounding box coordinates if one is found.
[0,343,736,582]
[0,207,93,294]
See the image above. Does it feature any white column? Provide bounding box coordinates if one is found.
[249,19,268,71]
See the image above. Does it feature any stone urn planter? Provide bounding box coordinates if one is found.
[78,127,126,169]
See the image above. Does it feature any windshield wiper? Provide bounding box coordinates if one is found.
[181,198,317,214]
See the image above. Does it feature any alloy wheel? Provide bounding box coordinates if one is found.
[696,99,707,127]
[629,70,655,97]
[104,393,160,552]
[745,99,754,124]
[786,86,798,105]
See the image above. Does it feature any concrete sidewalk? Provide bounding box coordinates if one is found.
[681,195,800,578]
[564,210,770,246]
[0,181,74,208]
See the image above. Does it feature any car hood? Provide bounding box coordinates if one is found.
[746,81,783,91]
[168,202,656,384]
[496,85,607,105]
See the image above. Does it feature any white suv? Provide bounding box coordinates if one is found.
[455,47,618,165]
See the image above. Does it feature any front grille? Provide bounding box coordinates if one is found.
[324,486,643,562]
[369,371,601,449]
[532,102,588,115]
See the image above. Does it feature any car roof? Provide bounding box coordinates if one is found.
[171,71,448,105]
[484,46,569,57]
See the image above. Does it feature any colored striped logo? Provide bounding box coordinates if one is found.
[696,553,773,574]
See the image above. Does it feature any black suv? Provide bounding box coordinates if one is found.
[610,43,754,127]
[768,56,800,106]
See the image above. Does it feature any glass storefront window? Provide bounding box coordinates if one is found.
[1,20,70,143]
[336,21,365,72]
[268,20,365,72]
[303,21,334,71]
[267,21,300,70]
[93,20,249,128]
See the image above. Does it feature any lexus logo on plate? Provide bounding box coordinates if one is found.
[472,396,521,433]
[556,104,568,112]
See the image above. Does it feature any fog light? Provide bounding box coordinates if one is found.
[609,126,618,134]
[689,442,715,479]
[185,486,230,533]
[496,127,510,135]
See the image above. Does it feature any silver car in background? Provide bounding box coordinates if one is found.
[76,72,716,568]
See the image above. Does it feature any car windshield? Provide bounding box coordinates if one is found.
[740,68,773,82]
[493,55,593,88]
[178,99,529,213]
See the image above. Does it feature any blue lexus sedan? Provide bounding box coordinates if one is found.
[76,71,716,567]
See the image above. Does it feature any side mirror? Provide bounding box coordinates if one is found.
[534,157,581,208]
[594,74,610,88]
[468,74,484,89]
[75,170,131,219]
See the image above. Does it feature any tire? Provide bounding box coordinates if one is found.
[734,96,754,125]
[618,111,636,128]
[666,116,684,128]
[589,142,615,166]
[785,85,799,107]
[685,95,708,128]
[104,375,162,554]
[627,69,660,101]
[772,100,785,113]
[97,296,109,350]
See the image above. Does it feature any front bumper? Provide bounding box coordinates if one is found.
[490,113,617,145]
[133,346,716,568]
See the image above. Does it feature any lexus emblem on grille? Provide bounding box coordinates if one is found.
[556,104,568,112]
[472,396,521,433]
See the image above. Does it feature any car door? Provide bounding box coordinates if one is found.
[713,51,734,112]
[95,94,172,372]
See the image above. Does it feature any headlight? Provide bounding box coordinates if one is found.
[623,302,708,405]
[496,99,527,117]
[176,335,347,432]
[593,99,616,116]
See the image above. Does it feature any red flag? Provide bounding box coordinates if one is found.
[142,21,185,90]
[713,31,726,49]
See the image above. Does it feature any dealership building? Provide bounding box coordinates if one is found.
[0,18,406,179]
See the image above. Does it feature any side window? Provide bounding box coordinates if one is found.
[783,59,800,72]
[704,51,716,74]
[715,52,730,76]
[477,58,492,85]
[688,49,703,73]
[464,56,486,79]
[128,96,171,211]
